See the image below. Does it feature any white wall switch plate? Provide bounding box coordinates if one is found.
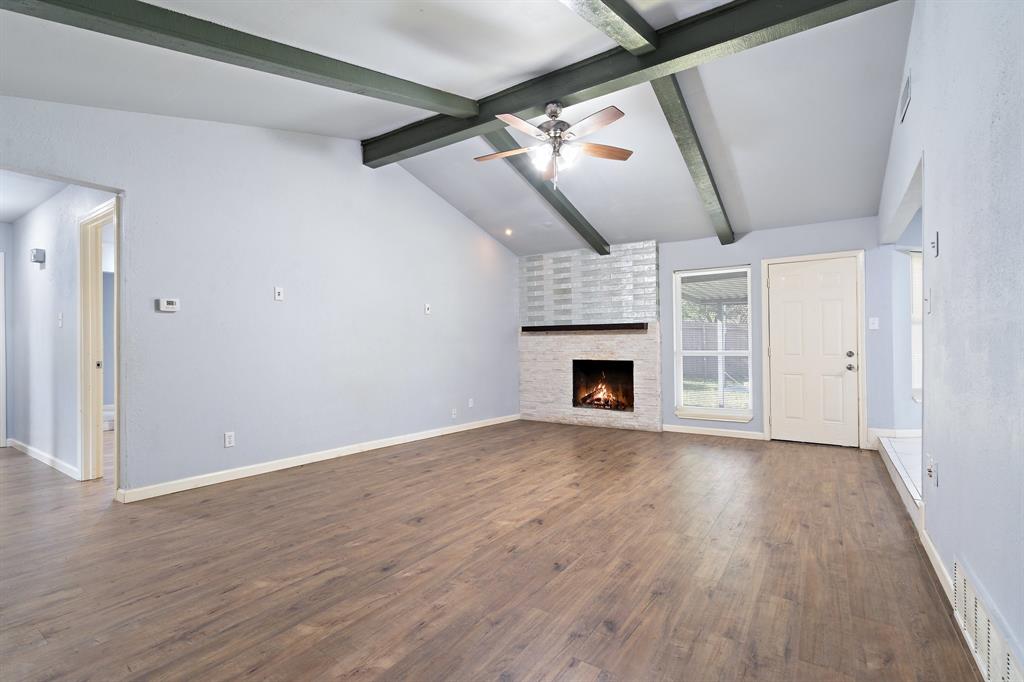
[424,303,432,315]
[468,398,474,408]
[158,298,180,312]
[868,317,880,330]
[274,286,284,301]
[450,408,457,419]
[57,312,63,328]
[224,431,235,448]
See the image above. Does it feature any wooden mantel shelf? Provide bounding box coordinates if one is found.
[520,323,649,333]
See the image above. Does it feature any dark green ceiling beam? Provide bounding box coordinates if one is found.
[363,0,895,167]
[559,0,658,56]
[650,75,734,245]
[0,0,478,118]
[482,130,610,255]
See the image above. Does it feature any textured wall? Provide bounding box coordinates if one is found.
[519,241,657,325]
[1,96,520,489]
[520,324,661,432]
[8,185,116,472]
[0,222,10,436]
[877,0,1024,659]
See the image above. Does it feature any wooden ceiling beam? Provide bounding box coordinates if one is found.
[558,0,658,56]
[0,0,479,118]
[650,75,734,244]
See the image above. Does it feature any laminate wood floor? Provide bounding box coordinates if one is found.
[1,421,978,681]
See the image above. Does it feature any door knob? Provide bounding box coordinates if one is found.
[846,364,856,371]
[846,350,855,357]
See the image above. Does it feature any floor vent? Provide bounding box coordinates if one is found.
[952,562,1023,681]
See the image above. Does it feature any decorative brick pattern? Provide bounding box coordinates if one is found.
[519,241,658,325]
[519,323,662,432]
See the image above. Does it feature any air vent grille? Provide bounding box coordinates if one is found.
[952,561,1022,681]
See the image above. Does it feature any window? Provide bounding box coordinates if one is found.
[673,267,752,421]
[910,251,923,402]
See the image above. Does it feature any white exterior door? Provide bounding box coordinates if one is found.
[768,256,860,447]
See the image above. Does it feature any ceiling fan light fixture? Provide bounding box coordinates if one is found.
[557,142,582,170]
[529,144,553,170]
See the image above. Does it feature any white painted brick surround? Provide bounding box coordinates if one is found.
[519,323,662,432]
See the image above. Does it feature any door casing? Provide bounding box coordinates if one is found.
[760,250,868,448]
[79,198,119,483]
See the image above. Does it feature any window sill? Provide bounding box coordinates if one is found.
[675,409,753,423]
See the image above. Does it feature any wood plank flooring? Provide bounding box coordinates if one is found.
[1,421,979,681]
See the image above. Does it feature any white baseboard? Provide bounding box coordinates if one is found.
[867,427,921,449]
[116,414,520,503]
[919,523,953,602]
[662,424,769,440]
[7,438,81,481]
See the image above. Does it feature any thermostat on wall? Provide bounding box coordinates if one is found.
[157,298,180,312]
[30,248,46,263]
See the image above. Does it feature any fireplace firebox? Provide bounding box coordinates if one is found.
[572,360,634,411]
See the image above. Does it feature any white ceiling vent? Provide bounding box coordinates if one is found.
[953,561,1023,681]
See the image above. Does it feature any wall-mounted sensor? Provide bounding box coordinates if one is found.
[30,248,46,263]
[157,298,180,312]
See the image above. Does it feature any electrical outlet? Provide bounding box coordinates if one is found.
[451,408,457,419]
[926,453,937,486]
[57,312,63,328]
[468,398,474,408]
[274,286,284,301]
[424,303,432,316]
[224,431,235,448]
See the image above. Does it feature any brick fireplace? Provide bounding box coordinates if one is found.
[518,241,661,432]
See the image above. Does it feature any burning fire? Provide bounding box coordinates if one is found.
[579,376,630,410]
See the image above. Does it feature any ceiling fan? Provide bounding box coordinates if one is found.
[474,101,633,187]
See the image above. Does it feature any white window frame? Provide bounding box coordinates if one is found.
[672,266,753,422]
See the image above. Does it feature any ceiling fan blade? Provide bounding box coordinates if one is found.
[542,156,556,182]
[473,147,534,162]
[496,113,548,140]
[579,142,634,161]
[565,106,624,139]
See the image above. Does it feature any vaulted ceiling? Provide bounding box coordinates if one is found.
[0,0,913,254]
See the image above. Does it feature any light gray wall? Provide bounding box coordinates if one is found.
[102,272,114,405]
[659,217,903,434]
[1,96,520,489]
[8,185,116,470]
[1,222,11,434]
[877,1,1023,659]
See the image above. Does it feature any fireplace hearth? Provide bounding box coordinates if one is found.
[573,360,634,412]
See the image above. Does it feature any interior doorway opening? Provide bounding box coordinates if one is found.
[880,207,925,501]
[1,168,122,492]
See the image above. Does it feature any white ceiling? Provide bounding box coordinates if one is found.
[0,169,67,223]
[0,0,913,254]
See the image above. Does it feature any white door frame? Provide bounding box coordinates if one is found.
[79,198,118,483]
[761,250,868,448]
